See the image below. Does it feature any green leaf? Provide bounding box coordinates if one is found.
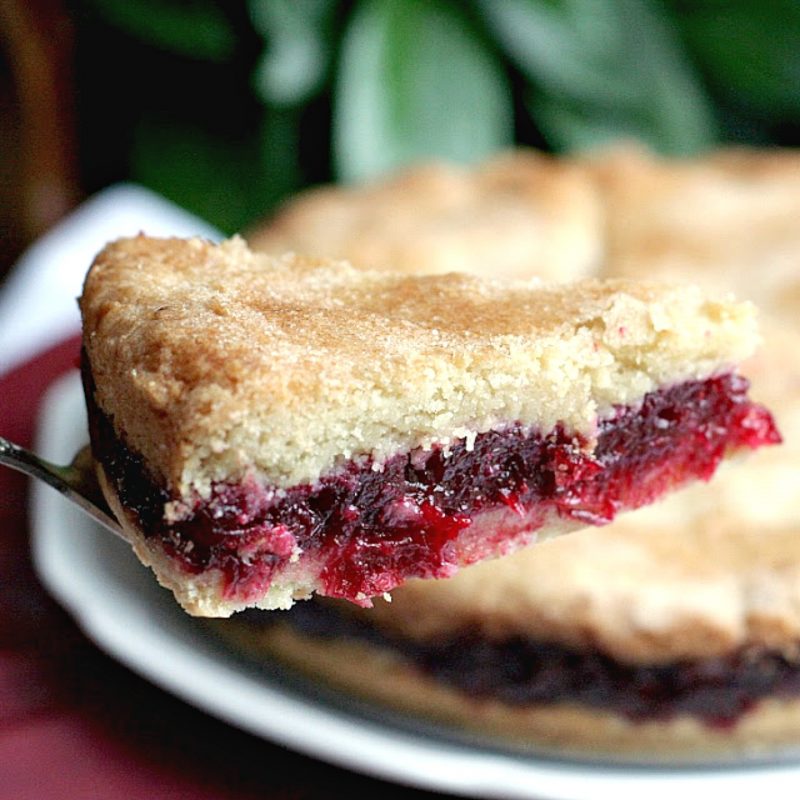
[529,95,654,153]
[672,1,800,118]
[86,0,236,62]
[478,0,717,155]
[249,0,337,106]
[256,107,303,210]
[132,115,301,233]
[334,0,514,182]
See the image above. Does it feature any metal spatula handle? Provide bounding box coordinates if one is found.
[0,436,128,541]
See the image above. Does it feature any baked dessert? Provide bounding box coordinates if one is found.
[247,151,602,282]
[80,235,778,617]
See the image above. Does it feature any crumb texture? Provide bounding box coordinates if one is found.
[80,235,758,496]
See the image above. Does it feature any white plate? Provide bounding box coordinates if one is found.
[31,373,800,800]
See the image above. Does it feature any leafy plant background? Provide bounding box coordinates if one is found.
[71,0,800,233]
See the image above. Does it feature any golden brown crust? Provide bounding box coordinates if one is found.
[80,235,757,497]
[588,145,800,322]
[212,618,800,761]
[247,151,602,282]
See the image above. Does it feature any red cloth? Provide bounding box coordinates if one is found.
[0,340,431,800]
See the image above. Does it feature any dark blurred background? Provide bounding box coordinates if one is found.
[3,0,800,280]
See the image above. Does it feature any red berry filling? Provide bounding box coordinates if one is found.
[86,373,779,605]
[258,601,800,728]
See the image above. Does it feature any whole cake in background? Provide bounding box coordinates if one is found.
[213,321,800,760]
[217,146,800,760]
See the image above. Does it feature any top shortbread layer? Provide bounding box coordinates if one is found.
[80,235,758,497]
[247,152,602,282]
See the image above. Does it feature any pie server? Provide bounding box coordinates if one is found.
[0,436,128,542]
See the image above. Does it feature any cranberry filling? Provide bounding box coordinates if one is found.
[243,602,800,728]
[86,370,779,604]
